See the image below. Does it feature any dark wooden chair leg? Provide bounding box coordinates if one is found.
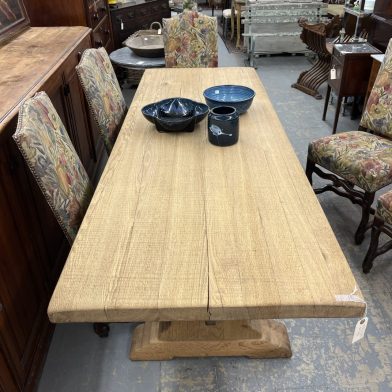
[305,157,315,186]
[332,95,343,134]
[93,322,110,338]
[355,191,375,245]
[362,217,384,273]
[322,85,331,121]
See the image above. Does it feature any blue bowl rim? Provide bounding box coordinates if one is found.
[203,85,256,103]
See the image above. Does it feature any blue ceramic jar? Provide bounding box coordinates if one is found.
[208,106,239,147]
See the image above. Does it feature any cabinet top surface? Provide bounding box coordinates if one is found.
[48,67,364,324]
[110,0,166,10]
[334,42,381,56]
[0,26,91,133]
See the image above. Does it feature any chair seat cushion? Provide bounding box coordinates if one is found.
[377,190,392,225]
[308,131,392,193]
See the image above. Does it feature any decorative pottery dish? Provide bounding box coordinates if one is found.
[203,85,255,114]
[141,98,209,132]
[124,35,164,58]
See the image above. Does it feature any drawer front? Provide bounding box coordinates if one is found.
[62,34,92,79]
[93,16,111,49]
[88,0,108,30]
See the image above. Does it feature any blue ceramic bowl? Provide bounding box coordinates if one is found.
[203,85,255,114]
[142,98,209,132]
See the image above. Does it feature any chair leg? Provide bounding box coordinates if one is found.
[355,191,375,245]
[322,85,331,121]
[362,217,384,274]
[93,322,110,338]
[305,157,315,186]
[332,95,343,134]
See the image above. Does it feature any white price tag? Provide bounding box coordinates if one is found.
[335,294,364,303]
[352,317,368,343]
[121,21,124,30]
[331,67,337,80]
[158,29,162,34]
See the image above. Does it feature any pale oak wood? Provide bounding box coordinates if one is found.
[130,320,292,360]
[48,68,365,323]
[0,26,91,133]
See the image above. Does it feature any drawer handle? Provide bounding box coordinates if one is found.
[93,13,99,20]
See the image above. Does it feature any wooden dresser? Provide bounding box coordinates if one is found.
[0,26,105,392]
[24,0,114,52]
[110,0,170,49]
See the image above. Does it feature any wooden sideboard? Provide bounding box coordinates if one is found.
[110,0,170,49]
[0,26,104,392]
[24,0,114,52]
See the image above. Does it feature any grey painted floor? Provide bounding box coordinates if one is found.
[38,36,392,392]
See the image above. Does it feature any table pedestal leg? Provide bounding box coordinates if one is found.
[130,319,292,360]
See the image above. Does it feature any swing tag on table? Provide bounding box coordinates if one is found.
[331,66,337,80]
[352,317,368,343]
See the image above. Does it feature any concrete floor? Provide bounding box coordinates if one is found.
[38,35,392,392]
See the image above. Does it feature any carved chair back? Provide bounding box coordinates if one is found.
[76,47,127,155]
[13,92,93,244]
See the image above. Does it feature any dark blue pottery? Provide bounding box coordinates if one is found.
[203,85,255,114]
[141,98,209,132]
[208,106,239,147]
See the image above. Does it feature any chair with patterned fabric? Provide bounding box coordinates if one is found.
[162,10,218,68]
[13,91,93,244]
[306,38,392,245]
[362,190,392,273]
[76,47,127,155]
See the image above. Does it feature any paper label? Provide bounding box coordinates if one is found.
[158,28,162,34]
[352,317,368,343]
[335,294,364,303]
[121,21,124,30]
[331,68,337,80]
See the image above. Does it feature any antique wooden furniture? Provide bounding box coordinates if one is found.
[77,48,127,154]
[364,53,384,107]
[13,92,93,244]
[231,0,245,48]
[0,26,107,392]
[323,42,381,134]
[0,0,30,45]
[110,0,171,50]
[24,0,113,52]
[48,67,364,361]
[162,11,218,68]
[306,39,392,246]
[362,191,392,273]
[292,16,341,99]
[367,0,392,52]
[243,0,327,62]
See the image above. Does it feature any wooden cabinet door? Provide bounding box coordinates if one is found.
[0,134,52,390]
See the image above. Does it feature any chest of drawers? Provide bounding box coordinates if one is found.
[110,0,170,49]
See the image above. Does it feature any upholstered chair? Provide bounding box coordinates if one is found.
[163,10,218,68]
[13,91,93,244]
[76,47,127,155]
[362,190,392,273]
[306,38,392,245]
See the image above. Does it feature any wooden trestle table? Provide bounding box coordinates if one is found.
[48,68,365,360]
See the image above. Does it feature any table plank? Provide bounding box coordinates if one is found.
[48,68,364,323]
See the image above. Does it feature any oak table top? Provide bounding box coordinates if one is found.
[48,67,364,325]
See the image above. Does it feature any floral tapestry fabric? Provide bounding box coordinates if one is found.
[76,47,127,154]
[13,92,93,244]
[360,39,392,138]
[163,11,218,68]
[377,190,392,225]
[308,131,392,192]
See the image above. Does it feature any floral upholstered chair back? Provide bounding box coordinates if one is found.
[13,92,93,244]
[76,47,127,154]
[360,39,392,138]
[163,11,218,68]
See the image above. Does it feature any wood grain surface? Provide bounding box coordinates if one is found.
[48,68,365,323]
[0,26,91,133]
